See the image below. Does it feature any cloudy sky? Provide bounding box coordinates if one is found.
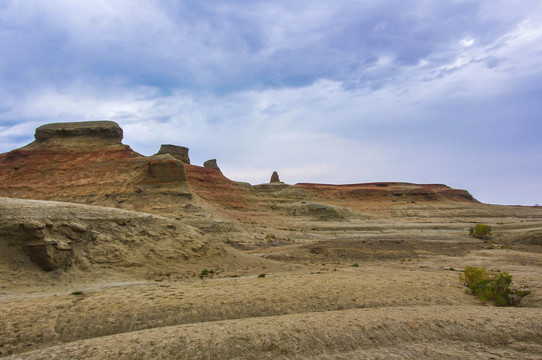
[1,1,541,205]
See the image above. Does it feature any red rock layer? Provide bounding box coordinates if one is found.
[294,182,476,203]
[184,165,253,211]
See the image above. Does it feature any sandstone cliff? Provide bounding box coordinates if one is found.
[156,144,190,164]
[203,159,220,171]
[0,121,190,208]
[0,121,478,218]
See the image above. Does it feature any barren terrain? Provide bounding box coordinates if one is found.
[1,121,541,359]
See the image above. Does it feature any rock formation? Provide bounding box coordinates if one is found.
[0,120,478,216]
[35,121,123,142]
[0,121,191,207]
[294,182,476,203]
[14,221,74,271]
[0,197,207,272]
[144,154,187,184]
[156,145,190,164]
[32,121,124,149]
[270,171,281,183]
[203,159,221,171]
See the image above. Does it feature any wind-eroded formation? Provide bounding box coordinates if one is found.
[1,121,541,359]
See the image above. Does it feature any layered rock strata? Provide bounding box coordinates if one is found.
[30,121,124,149]
[0,121,190,207]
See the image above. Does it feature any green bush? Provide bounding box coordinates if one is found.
[469,224,492,239]
[199,269,215,279]
[460,266,522,306]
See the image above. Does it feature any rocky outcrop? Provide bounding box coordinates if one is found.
[0,120,479,221]
[295,182,478,203]
[274,201,352,221]
[0,197,207,272]
[184,164,253,211]
[9,221,79,271]
[156,145,190,164]
[203,159,221,171]
[270,171,281,183]
[143,154,187,184]
[33,121,123,148]
[0,122,191,209]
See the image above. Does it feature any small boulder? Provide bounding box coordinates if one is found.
[156,145,190,164]
[270,171,281,183]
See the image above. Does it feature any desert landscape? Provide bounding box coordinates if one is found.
[1,121,541,359]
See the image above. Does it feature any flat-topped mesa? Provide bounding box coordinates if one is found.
[156,145,190,164]
[203,159,221,172]
[270,171,281,183]
[0,121,193,205]
[34,121,123,147]
[294,182,478,203]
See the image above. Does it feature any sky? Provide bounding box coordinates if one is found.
[0,1,541,205]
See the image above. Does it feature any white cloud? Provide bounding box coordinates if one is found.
[460,38,475,47]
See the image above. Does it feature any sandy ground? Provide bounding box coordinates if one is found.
[2,247,542,358]
[1,197,542,359]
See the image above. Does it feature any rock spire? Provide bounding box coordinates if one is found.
[270,171,281,183]
[203,159,221,171]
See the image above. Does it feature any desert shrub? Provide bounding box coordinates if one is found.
[460,266,520,306]
[199,269,215,279]
[351,263,359,267]
[469,224,492,239]
[70,291,84,296]
[258,273,266,278]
